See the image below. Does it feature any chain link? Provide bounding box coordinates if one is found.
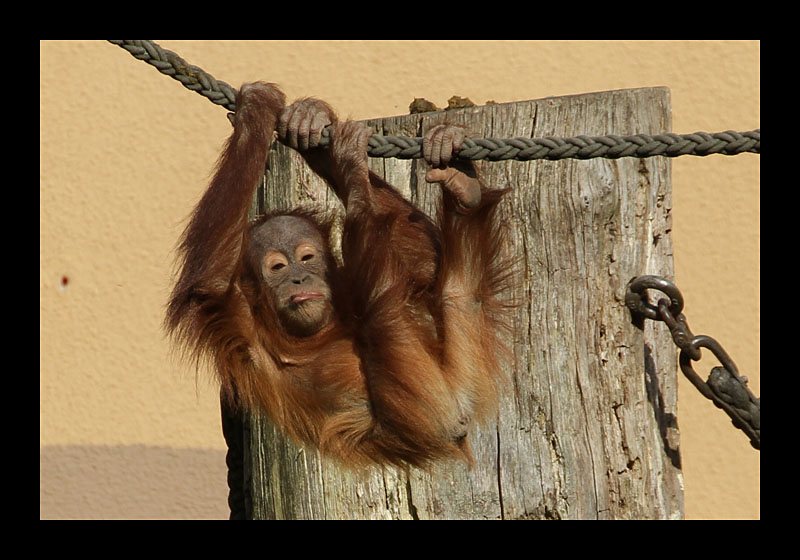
[626,275,760,450]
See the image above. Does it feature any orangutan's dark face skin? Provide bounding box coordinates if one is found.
[249,215,333,337]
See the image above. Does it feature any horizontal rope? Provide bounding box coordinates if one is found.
[359,129,759,160]
[109,40,760,161]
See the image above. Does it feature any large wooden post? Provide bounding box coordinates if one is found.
[243,87,682,520]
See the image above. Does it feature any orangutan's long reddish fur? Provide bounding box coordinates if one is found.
[166,83,512,468]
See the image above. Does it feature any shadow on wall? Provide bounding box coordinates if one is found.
[40,444,228,520]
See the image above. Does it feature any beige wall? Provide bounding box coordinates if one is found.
[40,40,759,519]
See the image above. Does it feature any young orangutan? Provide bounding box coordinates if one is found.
[167,82,512,468]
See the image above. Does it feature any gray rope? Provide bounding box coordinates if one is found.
[109,40,760,161]
[108,40,238,111]
[357,128,759,160]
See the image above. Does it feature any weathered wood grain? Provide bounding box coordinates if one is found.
[245,87,682,520]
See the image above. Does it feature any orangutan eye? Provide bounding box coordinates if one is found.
[296,243,318,264]
[264,251,289,275]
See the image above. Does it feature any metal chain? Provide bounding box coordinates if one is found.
[108,40,760,161]
[626,275,760,450]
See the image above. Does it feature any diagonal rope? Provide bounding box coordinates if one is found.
[108,40,760,161]
[109,40,238,111]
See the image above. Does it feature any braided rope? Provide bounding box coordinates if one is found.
[109,40,760,160]
[357,128,759,160]
[109,40,238,111]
